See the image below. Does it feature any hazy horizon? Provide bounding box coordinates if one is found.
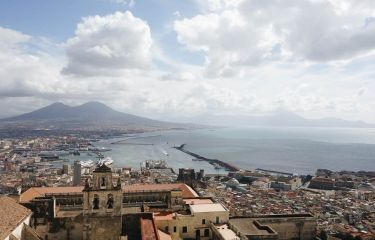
[2,100,375,128]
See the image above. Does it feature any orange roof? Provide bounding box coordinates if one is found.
[154,211,174,221]
[20,183,198,203]
[0,196,32,239]
[20,186,84,203]
[123,183,198,199]
[140,218,159,240]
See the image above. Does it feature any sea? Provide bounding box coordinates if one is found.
[70,127,375,175]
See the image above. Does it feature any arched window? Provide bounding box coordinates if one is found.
[93,194,99,209]
[101,177,106,187]
[107,194,114,209]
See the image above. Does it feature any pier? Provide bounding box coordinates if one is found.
[255,168,293,176]
[173,144,240,172]
[111,142,154,145]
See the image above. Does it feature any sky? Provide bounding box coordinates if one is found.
[1,0,375,123]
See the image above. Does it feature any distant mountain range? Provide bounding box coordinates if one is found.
[1,102,373,130]
[0,101,189,130]
[182,111,375,128]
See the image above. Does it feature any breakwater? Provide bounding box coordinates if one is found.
[173,144,240,172]
[255,168,293,176]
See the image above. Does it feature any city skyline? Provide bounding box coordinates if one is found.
[1,0,375,123]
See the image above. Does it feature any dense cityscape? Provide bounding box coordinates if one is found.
[2,0,375,240]
[0,129,374,240]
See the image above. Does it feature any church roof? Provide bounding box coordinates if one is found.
[123,183,199,198]
[20,183,199,203]
[19,186,84,203]
[93,163,112,173]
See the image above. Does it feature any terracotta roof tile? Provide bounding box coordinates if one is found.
[123,183,198,199]
[20,186,84,203]
[154,211,174,221]
[140,218,158,240]
[19,183,198,203]
[0,196,32,239]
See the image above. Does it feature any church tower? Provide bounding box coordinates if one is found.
[83,164,122,240]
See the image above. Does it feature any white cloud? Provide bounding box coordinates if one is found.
[62,11,152,77]
[1,5,375,123]
[0,27,63,100]
[108,0,135,7]
[0,27,30,52]
[174,0,375,77]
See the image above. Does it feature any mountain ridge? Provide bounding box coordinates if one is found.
[1,102,374,129]
[2,101,154,123]
[0,101,182,131]
[176,111,375,128]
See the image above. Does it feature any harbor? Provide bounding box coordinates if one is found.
[173,144,240,172]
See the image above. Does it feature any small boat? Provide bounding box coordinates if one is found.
[212,163,223,170]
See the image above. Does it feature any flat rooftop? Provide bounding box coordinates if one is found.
[214,224,240,240]
[190,203,227,213]
[183,198,213,205]
[229,218,277,236]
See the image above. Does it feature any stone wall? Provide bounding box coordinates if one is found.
[83,216,122,240]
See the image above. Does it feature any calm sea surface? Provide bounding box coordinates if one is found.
[76,127,375,175]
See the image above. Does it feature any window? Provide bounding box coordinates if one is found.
[202,219,206,224]
[165,226,169,232]
[182,226,187,233]
[107,194,114,209]
[204,229,209,237]
[93,194,99,209]
[216,216,219,224]
[101,177,106,187]
[173,226,176,233]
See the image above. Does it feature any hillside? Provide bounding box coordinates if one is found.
[0,101,186,130]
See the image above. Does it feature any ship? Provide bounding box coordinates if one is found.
[80,160,94,168]
[88,146,112,152]
[143,159,167,169]
[97,157,114,167]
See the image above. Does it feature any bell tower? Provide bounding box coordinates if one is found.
[83,164,122,240]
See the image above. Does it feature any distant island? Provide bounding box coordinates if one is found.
[184,111,375,128]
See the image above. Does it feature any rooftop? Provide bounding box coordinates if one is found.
[183,198,213,205]
[20,186,84,203]
[229,218,277,236]
[214,224,240,240]
[20,183,199,202]
[93,164,111,173]
[140,218,158,240]
[0,196,32,239]
[158,230,172,240]
[123,183,198,199]
[154,211,174,221]
[190,203,227,213]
